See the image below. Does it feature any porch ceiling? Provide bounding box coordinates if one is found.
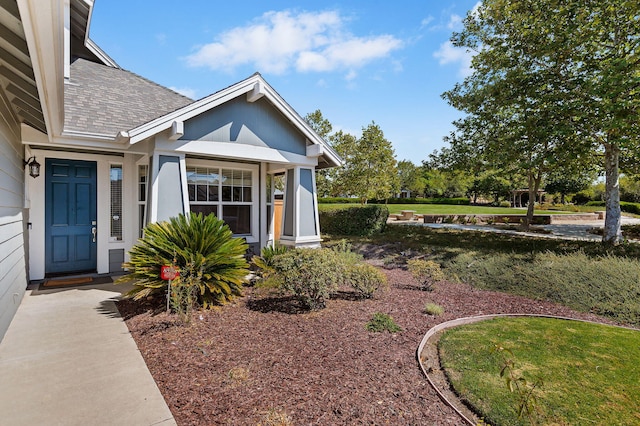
[0,0,45,133]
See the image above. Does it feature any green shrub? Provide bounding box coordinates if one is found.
[268,245,386,307]
[270,248,343,309]
[319,205,389,236]
[346,262,388,298]
[585,200,640,215]
[317,197,361,204]
[407,259,445,291]
[446,251,640,326]
[119,212,249,308]
[424,302,444,316]
[252,243,288,278]
[365,312,402,333]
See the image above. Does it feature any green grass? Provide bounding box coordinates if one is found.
[438,317,640,426]
[318,203,571,215]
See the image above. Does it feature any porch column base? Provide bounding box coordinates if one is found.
[279,236,322,249]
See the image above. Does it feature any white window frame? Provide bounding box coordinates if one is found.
[109,162,123,242]
[186,160,259,243]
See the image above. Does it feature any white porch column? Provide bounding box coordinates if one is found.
[147,151,187,223]
[279,166,321,248]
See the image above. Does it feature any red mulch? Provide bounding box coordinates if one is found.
[116,266,615,426]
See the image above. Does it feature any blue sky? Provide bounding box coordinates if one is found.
[89,1,480,163]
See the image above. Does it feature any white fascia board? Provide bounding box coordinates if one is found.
[155,138,318,167]
[17,0,65,139]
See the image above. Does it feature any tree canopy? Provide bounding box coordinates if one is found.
[442,0,640,242]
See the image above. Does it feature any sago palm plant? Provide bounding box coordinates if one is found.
[119,212,249,308]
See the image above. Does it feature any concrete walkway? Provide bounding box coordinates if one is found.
[0,282,176,426]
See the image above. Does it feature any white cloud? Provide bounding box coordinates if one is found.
[169,86,197,99]
[420,16,434,29]
[447,14,463,30]
[185,10,403,75]
[433,41,474,78]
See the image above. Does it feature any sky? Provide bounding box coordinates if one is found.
[89,1,480,163]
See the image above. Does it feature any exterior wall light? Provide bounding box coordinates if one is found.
[24,156,41,178]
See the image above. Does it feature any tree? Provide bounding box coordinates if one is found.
[544,167,597,204]
[471,170,515,204]
[441,0,640,237]
[304,110,335,197]
[338,122,398,203]
[564,1,640,243]
[397,160,426,197]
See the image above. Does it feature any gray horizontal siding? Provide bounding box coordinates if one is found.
[0,105,28,342]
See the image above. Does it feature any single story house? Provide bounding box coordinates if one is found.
[0,0,340,340]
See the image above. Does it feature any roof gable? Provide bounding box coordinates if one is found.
[182,96,308,156]
[127,73,341,167]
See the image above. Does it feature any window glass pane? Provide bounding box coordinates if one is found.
[139,205,145,238]
[266,175,272,204]
[208,186,219,201]
[223,205,251,234]
[186,168,197,184]
[222,169,233,186]
[190,205,217,217]
[195,168,209,184]
[138,165,148,202]
[207,170,220,185]
[196,185,208,201]
[243,187,252,202]
[233,169,243,186]
[188,184,195,201]
[243,171,252,186]
[233,187,242,202]
[222,186,232,201]
[110,165,123,241]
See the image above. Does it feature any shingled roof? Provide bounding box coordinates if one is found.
[64,58,194,137]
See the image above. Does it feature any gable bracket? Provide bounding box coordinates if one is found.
[246,81,265,103]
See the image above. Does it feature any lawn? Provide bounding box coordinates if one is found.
[438,316,640,425]
[318,203,579,215]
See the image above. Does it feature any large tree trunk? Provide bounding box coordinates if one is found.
[523,170,541,230]
[603,142,622,245]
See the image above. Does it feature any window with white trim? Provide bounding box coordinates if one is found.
[110,164,123,241]
[186,164,257,238]
[138,164,148,238]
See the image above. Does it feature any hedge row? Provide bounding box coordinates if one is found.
[318,197,470,205]
[319,205,389,236]
[585,201,640,215]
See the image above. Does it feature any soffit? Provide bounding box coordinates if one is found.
[0,0,45,132]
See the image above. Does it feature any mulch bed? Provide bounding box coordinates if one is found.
[116,266,616,426]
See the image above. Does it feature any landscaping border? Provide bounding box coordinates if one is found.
[416,313,639,426]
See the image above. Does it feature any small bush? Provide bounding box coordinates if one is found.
[319,205,389,236]
[346,262,388,298]
[585,201,640,215]
[251,243,288,287]
[258,409,293,426]
[270,248,342,309]
[365,312,402,333]
[407,259,445,291]
[424,302,444,316]
[317,197,361,204]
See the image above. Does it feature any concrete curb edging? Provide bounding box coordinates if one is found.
[415,313,638,426]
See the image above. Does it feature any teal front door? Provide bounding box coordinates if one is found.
[45,159,97,275]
